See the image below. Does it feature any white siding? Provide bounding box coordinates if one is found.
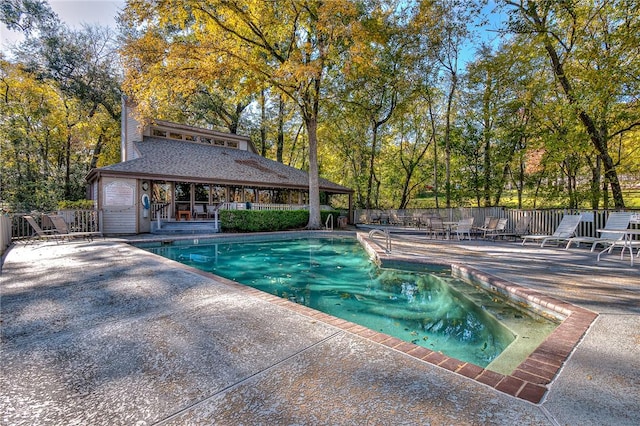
[101,177,138,234]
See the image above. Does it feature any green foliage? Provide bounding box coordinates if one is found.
[57,199,94,210]
[220,210,341,232]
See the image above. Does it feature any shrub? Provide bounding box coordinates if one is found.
[220,210,342,232]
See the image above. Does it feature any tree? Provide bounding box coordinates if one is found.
[0,0,58,36]
[503,0,640,208]
[416,0,480,208]
[0,56,118,210]
[391,98,435,209]
[1,2,121,210]
[121,0,365,228]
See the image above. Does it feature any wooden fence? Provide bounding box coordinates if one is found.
[354,208,640,238]
[5,207,640,244]
[0,214,11,256]
[9,210,101,242]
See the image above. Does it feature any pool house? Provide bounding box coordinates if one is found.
[85,102,353,235]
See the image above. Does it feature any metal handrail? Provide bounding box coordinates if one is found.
[368,228,391,253]
[325,213,334,230]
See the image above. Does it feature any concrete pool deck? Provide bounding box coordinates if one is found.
[1,231,638,425]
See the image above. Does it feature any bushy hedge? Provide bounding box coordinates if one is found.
[220,209,342,232]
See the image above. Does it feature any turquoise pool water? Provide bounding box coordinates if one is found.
[138,236,544,367]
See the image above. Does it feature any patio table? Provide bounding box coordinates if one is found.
[596,228,640,266]
[443,221,458,240]
[398,215,417,227]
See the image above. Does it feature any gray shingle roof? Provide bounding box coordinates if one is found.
[89,137,352,194]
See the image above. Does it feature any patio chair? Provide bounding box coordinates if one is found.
[389,211,402,226]
[454,217,474,240]
[565,212,633,251]
[193,204,208,219]
[521,214,582,247]
[23,215,61,243]
[47,214,102,241]
[427,216,446,239]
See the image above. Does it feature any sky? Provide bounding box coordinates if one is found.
[0,0,126,53]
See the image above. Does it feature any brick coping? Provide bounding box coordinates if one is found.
[357,235,598,403]
[225,274,596,404]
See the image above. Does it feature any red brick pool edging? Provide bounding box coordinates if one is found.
[449,264,598,403]
[355,233,598,404]
[234,273,597,404]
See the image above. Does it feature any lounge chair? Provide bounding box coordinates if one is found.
[478,217,499,238]
[493,216,532,241]
[23,215,61,243]
[47,214,102,241]
[485,218,508,239]
[565,212,633,251]
[521,214,582,247]
[454,218,474,240]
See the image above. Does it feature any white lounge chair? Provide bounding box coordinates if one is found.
[565,212,633,251]
[485,218,508,240]
[23,215,61,243]
[477,217,499,238]
[492,216,531,241]
[47,214,102,241]
[521,214,582,247]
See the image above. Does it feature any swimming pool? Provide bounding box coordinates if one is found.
[137,234,558,370]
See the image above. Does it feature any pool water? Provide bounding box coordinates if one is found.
[140,236,547,368]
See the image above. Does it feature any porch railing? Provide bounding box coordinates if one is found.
[151,202,307,220]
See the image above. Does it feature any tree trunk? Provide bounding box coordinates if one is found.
[365,125,379,209]
[277,95,284,163]
[304,116,321,229]
[444,71,457,208]
[536,13,625,208]
[259,89,267,157]
[589,155,601,209]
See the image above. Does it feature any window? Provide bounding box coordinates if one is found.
[243,188,256,203]
[258,189,272,203]
[211,186,226,203]
[175,183,191,201]
[194,184,209,202]
[229,187,243,202]
[151,182,171,202]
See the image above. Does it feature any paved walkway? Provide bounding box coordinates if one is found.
[1,231,638,425]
